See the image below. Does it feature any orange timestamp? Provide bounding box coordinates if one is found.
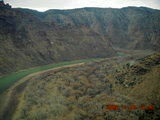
[103,104,158,111]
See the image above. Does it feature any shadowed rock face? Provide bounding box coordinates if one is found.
[0,0,4,7]
[0,0,11,8]
[0,7,160,75]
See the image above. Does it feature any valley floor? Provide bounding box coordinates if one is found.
[0,51,159,120]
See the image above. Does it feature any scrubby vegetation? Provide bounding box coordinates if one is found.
[0,58,101,93]
[0,53,159,120]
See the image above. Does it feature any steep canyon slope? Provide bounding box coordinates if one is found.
[0,6,160,74]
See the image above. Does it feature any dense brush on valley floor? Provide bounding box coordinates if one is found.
[0,53,160,120]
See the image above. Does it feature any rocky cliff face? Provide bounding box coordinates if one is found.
[0,7,159,75]
[43,7,160,50]
[0,0,11,8]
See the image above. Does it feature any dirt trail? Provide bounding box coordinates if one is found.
[0,62,85,120]
[11,62,85,89]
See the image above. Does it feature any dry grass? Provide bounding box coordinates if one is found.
[0,53,160,120]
